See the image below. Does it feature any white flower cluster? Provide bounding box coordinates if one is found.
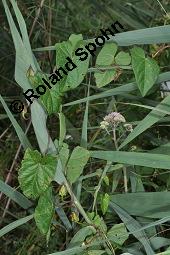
[100,112,133,132]
[104,112,126,124]
[100,112,125,130]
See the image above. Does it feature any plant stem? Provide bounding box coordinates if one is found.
[92,162,112,211]
[64,179,92,225]
[112,125,128,192]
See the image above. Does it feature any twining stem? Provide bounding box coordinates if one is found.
[122,166,128,193]
[63,178,92,225]
[112,125,128,193]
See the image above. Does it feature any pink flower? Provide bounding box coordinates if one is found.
[104,112,126,124]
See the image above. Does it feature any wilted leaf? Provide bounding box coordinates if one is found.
[131,47,160,96]
[18,148,57,199]
[66,146,90,184]
[34,186,54,235]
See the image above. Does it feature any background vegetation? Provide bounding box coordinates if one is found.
[0,0,170,254]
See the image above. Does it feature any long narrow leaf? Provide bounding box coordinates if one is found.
[0,180,32,209]
[110,202,154,255]
[0,214,33,237]
[0,95,31,150]
[119,94,170,149]
[91,150,170,169]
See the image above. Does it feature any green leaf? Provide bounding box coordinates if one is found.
[40,86,63,115]
[55,197,72,231]
[2,0,35,91]
[56,34,90,93]
[101,193,110,215]
[64,83,137,106]
[87,250,105,255]
[18,148,57,199]
[94,69,116,88]
[0,95,31,150]
[94,43,117,88]
[110,202,154,255]
[59,143,70,169]
[0,180,32,209]
[47,246,84,255]
[65,52,90,92]
[131,47,160,96]
[59,112,66,147]
[115,51,131,65]
[64,71,170,106]
[69,226,96,247]
[107,223,129,246]
[0,214,33,238]
[91,150,170,170]
[110,192,170,218]
[35,26,170,50]
[34,187,54,235]
[2,0,58,156]
[96,43,117,66]
[111,25,170,45]
[31,100,56,154]
[92,215,107,233]
[66,146,90,184]
[119,94,170,150]
[103,175,109,186]
[80,84,89,148]
[28,71,63,115]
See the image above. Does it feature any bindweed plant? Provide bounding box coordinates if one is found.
[1,1,170,255]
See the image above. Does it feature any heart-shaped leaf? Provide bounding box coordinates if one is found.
[95,43,117,87]
[115,51,131,66]
[18,148,57,199]
[131,47,160,96]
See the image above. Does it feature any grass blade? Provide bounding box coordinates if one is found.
[91,150,170,169]
[110,202,154,255]
[0,214,33,237]
[119,94,170,149]
[0,95,31,150]
[0,180,33,209]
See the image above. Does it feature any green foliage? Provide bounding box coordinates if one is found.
[115,51,131,65]
[96,43,118,65]
[94,70,117,88]
[66,146,90,184]
[101,193,110,215]
[2,0,170,254]
[107,223,129,246]
[34,187,54,235]
[18,149,57,199]
[94,43,117,87]
[131,47,160,96]
[55,34,90,93]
